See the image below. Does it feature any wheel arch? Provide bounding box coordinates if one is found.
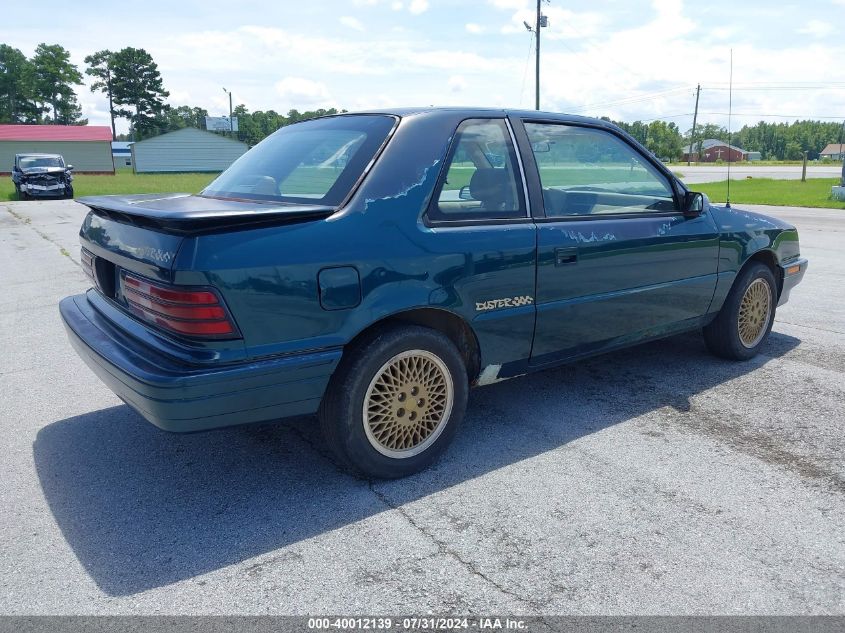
[741,248,783,299]
[345,307,482,382]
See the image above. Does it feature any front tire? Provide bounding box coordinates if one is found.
[704,262,777,360]
[319,324,468,478]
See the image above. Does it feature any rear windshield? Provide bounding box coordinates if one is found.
[19,156,64,169]
[202,114,396,205]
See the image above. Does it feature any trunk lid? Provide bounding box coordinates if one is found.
[77,192,334,294]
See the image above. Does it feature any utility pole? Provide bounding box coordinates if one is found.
[688,84,700,166]
[535,0,541,111]
[524,2,548,110]
[223,87,234,136]
[838,119,845,186]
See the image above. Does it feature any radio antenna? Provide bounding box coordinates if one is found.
[726,49,733,208]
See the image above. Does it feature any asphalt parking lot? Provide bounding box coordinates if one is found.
[0,199,842,615]
[677,164,842,184]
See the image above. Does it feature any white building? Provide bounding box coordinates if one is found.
[131,128,248,173]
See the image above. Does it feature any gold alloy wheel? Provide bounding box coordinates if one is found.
[738,278,772,348]
[362,349,454,459]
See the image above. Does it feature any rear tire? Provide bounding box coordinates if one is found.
[703,262,777,360]
[319,324,468,479]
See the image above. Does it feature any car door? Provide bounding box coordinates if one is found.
[515,119,720,366]
[421,117,538,375]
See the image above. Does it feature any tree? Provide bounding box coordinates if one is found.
[165,105,208,131]
[110,47,169,140]
[84,50,117,140]
[230,105,343,146]
[0,44,40,123]
[30,43,84,124]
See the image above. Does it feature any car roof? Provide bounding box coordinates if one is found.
[336,106,615,128]
[16,153,64,159]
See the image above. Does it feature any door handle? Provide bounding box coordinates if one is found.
[555,247,578,266]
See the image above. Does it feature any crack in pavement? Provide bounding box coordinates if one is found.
[2,205,80,269]
[775,319,845,336]
[367,481,544,610]
[274,420,547,610]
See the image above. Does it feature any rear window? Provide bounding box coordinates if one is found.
[202,114,396,205]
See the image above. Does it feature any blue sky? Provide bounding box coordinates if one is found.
[5,0,845,133]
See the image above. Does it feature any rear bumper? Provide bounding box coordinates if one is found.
[60,293,340,432]
[778,257,808,307]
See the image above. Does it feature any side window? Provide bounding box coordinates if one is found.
[428,119,526,222]
[524,122,677,217]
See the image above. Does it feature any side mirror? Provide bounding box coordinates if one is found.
[531,140,551,153]
[66,164,74,171]
[458,185,473,201]
[682,190,705,216]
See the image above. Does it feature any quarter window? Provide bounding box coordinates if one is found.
[524,123,677,217]
[429,119,526,222]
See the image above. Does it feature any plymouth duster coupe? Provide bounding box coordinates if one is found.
[60,108,807,478]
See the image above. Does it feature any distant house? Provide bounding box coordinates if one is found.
[682,139,748,163]
[747,151,762,161]
[819,143,845,160]
[0,124,114,174]
[131,128,248,173]
[112,141,133,168]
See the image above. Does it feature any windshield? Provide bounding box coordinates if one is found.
[202,114,396,205]
[19,156,64,169]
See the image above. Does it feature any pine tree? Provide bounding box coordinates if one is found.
[110,47,169,140]
[30,43,84,124]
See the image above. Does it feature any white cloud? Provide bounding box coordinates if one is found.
[465,23,484,34]
[340,16,365,31]
[17,0,844,134]
[448,75,467,92]
[489,0,526,9]
[408,0,429,15]
[710,26,737,41]
[168,90,191,103]
[798,19,834,38]
[274,77,333,109]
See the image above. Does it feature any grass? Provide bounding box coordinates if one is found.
[444,164,660,190]
[3,166,843,210]
[1,168,218,201]
[695,178,845,209]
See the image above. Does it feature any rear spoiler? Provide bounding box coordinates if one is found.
[76,193,336,235]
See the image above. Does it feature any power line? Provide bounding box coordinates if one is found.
[704,81,845,86]
[635,113,694,122]
[551,16,653,82]
[704,86,845,91]
[568,86,695,113]
[697,112,845,119]
[518,34,535,108]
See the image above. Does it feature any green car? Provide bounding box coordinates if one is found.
[60,108,808,478]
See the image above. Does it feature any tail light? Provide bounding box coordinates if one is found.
[80,249,96,285]
[121,273,240,339]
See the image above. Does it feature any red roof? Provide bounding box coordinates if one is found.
[0,124,112,142]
